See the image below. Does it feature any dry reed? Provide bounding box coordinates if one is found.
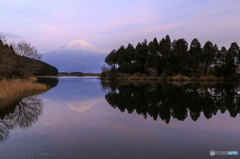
[0,78,48,100]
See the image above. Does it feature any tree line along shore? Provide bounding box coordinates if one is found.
[0,36,58,100]
[101,35,240,81]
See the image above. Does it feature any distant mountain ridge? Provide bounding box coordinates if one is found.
[42,40,108,73]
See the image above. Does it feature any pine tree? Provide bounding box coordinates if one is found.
[134,40,148,73]
[228,42,239,64]
[225,42,239,74]
[201,41,215,75]
[145,37,159,74]
[126,43,135,73]
[173,38,188,74]
[214,46,227,76]
[134,42,143,73]
[159,35,171,76]
[188,38,202,73]
[105,49,117,67]
[116,45,127,73]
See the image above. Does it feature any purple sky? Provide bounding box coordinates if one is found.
[0,0,240,53]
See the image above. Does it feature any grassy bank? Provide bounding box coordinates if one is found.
[166,75,228,82]
[0,77,48,100]
[101,73,234,81]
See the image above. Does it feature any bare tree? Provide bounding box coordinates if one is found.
[10,40,42,60]
[101,64,109,78]
[10,40,43,77]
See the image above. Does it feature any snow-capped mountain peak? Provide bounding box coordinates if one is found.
[61,40,99,52]
[42,39,110,73]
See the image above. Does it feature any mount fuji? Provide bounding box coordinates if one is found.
[42,40,109,73]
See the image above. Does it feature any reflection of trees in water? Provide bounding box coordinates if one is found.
[0,77,57,142]
[36,77,59,88]
[101,82,240,124]
[0,120,12,142]
[0,96,43,142]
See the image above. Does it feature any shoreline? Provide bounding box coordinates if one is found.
[34,74,101,78]
[34,75,60,78]
[100,74,238,82]
[34,74,238,82]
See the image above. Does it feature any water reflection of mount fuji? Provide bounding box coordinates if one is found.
[101,81,240,124]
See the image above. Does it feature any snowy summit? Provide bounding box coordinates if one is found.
[61,40,101,53]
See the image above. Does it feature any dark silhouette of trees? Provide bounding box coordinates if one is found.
[172,38,188,74]
[159,35,171,76]
[145,37,159,74]
[27,59,58,76]
[126,43,135,73]
[201,41,215,75]
[188,38,202,73]
[103,35,240,78]
[225,42,240,74]
[214,46,227,76]
[0,40,19,79]
[134,42,143,73]
[135,40,148,73]
[116,45,127,73]
[105,50,117,67]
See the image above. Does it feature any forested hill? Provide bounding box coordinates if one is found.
[23,57,58,76]
[0,40,58,79]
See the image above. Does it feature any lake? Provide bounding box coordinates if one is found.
[0,77,239,159]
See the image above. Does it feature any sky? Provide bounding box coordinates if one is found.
[0,0,240,53]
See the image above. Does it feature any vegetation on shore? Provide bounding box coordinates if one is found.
[0,35,57,100]
[101,35,240,80]
[59,72,83,76]
[101,73,230,81]
[0,35,58,79]
[0,77,48,100]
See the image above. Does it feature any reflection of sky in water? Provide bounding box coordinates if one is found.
[40,77,104,101]
[0,77,239,159]
[39,77,105,112]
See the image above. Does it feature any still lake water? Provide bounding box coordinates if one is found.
[0,77,240,159]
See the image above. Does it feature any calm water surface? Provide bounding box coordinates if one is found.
[0,77,240,159]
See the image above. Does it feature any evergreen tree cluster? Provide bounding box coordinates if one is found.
[26,58,59,76]
[0,39,58,79]
[105,35,240,77]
